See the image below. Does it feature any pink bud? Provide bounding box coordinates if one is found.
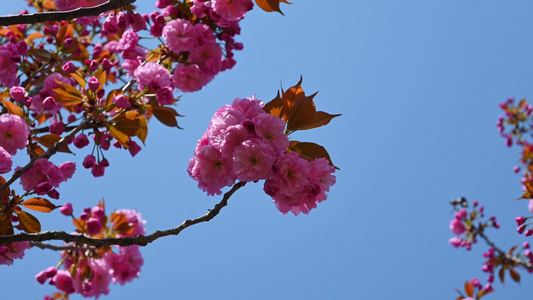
[62,61,76,73]
[74,133,90,149]
[87,76,100,91]
[9,86,25,102]
[82,154,96,169]
[86,217,102,235]
[60,203,73,216]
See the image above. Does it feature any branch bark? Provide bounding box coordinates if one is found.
[0,181,247,247]
[0,0,135,26]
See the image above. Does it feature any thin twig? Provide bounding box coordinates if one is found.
[477,227,533,270]
[1,182,247,247]
[30,241,93,251]
[0,0,135,26]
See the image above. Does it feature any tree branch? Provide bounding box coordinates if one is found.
[0,0,135,26]
[477,227,533,270]
[0,181,247,247]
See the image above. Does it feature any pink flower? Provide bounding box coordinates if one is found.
[529,199,533,213]
[156,86,174,105]
[134,62,171,91]
[86,218,102,235]
[74,133,90,148]
[162,19,197,53]
[188,144,235,195]
[119,30,139,51]
[449,237,462,248]
[211,0,254,21]
[254,113,289,153]
[73,259,112,298]
[172,63,212,93]
[104,245,143,285]
[0,147,12,174]
[232,138,275,182]
[60,203,73,216]
[19,158,65,193]
[59,161,76,181]
[308,158,336,202]
[0,241,30,265]
[450,218,466,235]
[113,209,146,237]
[0,43,19,88]
[9,86,25,102]
[0,114,29,155]
[82,154,96,169]
[52,270,75,294]
[128,140,142,157]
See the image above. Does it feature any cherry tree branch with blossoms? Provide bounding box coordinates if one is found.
[0,181,246,247]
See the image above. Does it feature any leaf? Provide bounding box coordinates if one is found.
[28,48,52,62]
[464,281,473,297]
[285,93,317,132]
[1,99,24,119]
[136,116,148,144]
[264,91,284,119]
[0,215,14,235]
[72,218,84,232]
[22,198,57,213]
[109,125,130,147]
[508,245,519,255]
[37,134,73,154]
[56,23,74,48]
[17,211,41,233]
[26,32,44,42]
[299,111,342,130]
[289,141,337,168]
[254,0,292,15]
[70,72,86,89]
[499,266,506,284]
[151,105,182,128]
[93,68,107,90]
[110,212,134,236]
[53,81,83,106]
[509,268,521,283]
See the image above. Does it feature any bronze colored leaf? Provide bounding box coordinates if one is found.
[22,198,57,213]
[285,94,317,132]
[464,281,473,297]
[26,32,44,42]
[28,48,52,62]
[499,266,505,284]
[109,125,130,147]
[509,268,520,283]
[110,212,134,236]
[288,141,336,168]
[70,72,86,89]
[254,0,292,15]
[0,215,14,235]
[93,68,107,90]
[299,111,342,130]
[264,90,284,119]
[72,218,85,233]
[17,211,41,233]
[1,99,24,119]
[53,81,83,106]
[152,105,182,128]
[37,134,73,153]
[113,119,140,136]
[136,116,148,144]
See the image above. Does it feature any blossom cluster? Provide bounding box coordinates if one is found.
[188,97,336,215]
[35,203,146,298]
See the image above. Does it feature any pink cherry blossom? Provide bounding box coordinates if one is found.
[0,147,12,174]
[52,270,75,294]
[188,144,235,195]
[134,62,171,91]
[450,218,466,235]
[232,138,275,182]
[0,241,30,265]
[60,203,73,216]
[254,113,289,153]
[19,158,65,193]
[104,245,143,285]
[0,114,30,155]
[162,19,197,53]
[172,63,212,93]
[113,209,146,237]
[211,0,254,21]
[0,43,19,88]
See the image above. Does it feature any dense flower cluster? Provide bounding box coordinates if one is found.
[188,97,336,215]
[35,203,146,298]
[0,241,30,265]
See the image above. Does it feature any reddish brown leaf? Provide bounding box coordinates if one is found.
[70,72,86,89]
[499,266,506,284]
[109,125,130,147]
[254,0,292,15]
[285,94,317,132]
[288,141,336,168]
[0,215,14,235]
[509,268,521,283]
[72,218,85,232]
[53,81,83,106]
[464,281,474,297]
[37,134,73,154]
[93,68,107,90]
[1,99,24,119]
[22,198,57,213]
[509,245,519,255]
[17,211,41,233]
[264,91,284,119]
[152,105,183,128]
[110,212,134,236]
[299,111,342,130]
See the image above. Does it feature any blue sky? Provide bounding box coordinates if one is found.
[3,0,533,299]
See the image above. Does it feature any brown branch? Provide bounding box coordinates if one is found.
[476,227,533,270]
[0,0,135,26]
[0,118,91,193]
[30,241,92,251]
[1,181,247,247]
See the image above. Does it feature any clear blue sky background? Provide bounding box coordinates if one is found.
[3,0,533,299]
